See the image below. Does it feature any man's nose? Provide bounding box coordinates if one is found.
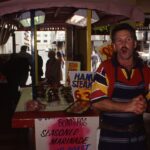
[121,40,127,46]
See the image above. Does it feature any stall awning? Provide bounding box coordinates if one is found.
[0,0,144,23]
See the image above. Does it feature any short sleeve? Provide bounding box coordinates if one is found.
[90,64,109,103]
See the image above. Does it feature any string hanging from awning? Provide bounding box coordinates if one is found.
[0,18,17,45]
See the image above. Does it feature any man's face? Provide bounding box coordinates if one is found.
[112,30,137,60]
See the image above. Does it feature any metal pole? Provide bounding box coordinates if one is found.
[30,10,36,99]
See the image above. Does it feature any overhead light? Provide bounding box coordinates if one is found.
[66,9,99,27]
[19,10,45,27]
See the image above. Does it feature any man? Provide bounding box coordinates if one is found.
[18,45,32,86]
[90,23,150,150]
[18,45,32,65]
[37,54,43,81]
[45,50,61,86]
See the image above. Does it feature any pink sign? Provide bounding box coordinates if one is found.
[35,117,99,150]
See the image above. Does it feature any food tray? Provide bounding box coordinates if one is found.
[65,100,91,114]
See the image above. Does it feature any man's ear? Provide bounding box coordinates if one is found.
[134,41,137,49]
[112,43,117,52]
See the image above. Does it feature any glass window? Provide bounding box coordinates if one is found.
[43,40,47,43]
[37,40,41,43]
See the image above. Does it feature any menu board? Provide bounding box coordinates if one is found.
[35,117,99,150]
[69,71,94,101]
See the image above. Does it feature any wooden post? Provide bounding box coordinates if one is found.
[86,9,92,71]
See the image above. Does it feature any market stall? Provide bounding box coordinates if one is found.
[12,85,100,150]
[1,0,144,150]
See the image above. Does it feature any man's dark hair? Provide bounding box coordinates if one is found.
[111,23,137,42]
[21,45,29,52]
[56,51,62,57]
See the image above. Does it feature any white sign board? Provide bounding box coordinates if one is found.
[69,71,95,101]
[35,117,99,150]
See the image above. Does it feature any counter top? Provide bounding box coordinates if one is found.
[12,87,99,128]
[16,87,70,112]
[12,87,150,129]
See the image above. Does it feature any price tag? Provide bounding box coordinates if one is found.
[74,89,91,101]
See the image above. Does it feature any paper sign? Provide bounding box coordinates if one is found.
[35,117,99,150]
[69,71,94,101]
[65,61,80,71]
[98,41,113,61]
[65,61,80,85]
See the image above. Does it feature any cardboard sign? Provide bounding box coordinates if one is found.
[98,41,113,61]
[65,61,80,85]
[69,71,94,101]
[35,117,99,150]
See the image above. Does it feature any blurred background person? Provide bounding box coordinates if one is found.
[91,50,99,72]
[56,41,65,65]
[17,45,32,86]
[37,54,43,81]
[45,50,62,86]
[30,52,43,82]
[56,51,64,68]
[18,45,32,65]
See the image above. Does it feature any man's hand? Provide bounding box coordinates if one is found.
[127,95,147,114]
